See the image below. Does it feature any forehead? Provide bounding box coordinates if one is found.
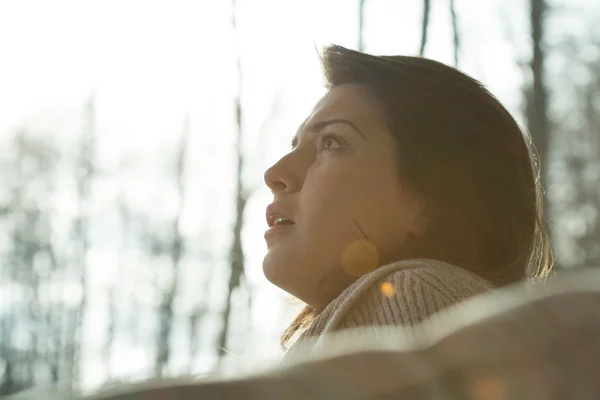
[298,83,385,132]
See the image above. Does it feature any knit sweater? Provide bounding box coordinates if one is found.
[285,258,494,360]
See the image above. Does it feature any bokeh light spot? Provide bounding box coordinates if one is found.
[472,376,506,400]
[341,239,379,277]
[380,281,395,297]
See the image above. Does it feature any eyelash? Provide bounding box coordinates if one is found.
[318,132,345,151]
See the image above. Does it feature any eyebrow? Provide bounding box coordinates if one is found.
[291,118,366,148]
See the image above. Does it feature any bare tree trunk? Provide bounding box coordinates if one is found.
[187,305,206,373]
[218,182,247,359]
[43,240,62,384]
[1,132,26,395]
[218,0,249,360]
[0,323,12,395]
[155,115,189,377]
[102,195,129,379]
[3,130,60,393]
[64,92,95,388]
[527,0,551,231]
[449,0,460,66]
[24,232,41,388]
[103,287,116,380]
[0,363,17,395]
[419,0,431,56]
[358,0,366,52]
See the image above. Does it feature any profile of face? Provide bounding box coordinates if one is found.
[263,83,426,310]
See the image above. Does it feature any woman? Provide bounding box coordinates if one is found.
[263,45,551,357]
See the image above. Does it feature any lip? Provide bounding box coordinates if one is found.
[264,223,295,242]
[264,202,295,244]
[266,202,295,228]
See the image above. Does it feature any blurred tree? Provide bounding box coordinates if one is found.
[101,194,130,379]
[556,38,600,268]
[218,0,251,360]
[63,93,96,387]
[450,0,460,66]
[527,0,551,234]
[0,129,61,395]
[358,0,366,51]
[419,0,431,56]
[154,115,189,377]
[103,287,117,380]
[187,305,206,374]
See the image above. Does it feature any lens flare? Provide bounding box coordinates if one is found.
[380,281,395,297]
[472,376,506,400]
[341,239,379,277]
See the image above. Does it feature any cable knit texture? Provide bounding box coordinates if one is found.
[285,259,493,359]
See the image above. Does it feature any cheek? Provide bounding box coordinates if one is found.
[300,166,358,223]
[297,168,362,259]
[301,163,403,237]
[310,165,413,245]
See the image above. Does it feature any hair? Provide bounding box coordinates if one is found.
[281,45,553,349]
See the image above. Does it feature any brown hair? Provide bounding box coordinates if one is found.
[281,45,552,349]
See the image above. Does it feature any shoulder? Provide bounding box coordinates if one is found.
[321,259,493,334]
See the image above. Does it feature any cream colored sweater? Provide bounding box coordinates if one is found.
[285,259,493,359]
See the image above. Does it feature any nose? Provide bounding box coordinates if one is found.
[264,153,303,194]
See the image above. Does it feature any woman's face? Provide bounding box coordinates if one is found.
[263,83,425,309]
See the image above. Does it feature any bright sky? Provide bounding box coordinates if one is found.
[1,0,577,390]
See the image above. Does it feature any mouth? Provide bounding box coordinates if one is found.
[265,204,295,241]
[266,203,296,228]
[267,215,296,228]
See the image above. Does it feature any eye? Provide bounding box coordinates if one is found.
[318,132,345,151]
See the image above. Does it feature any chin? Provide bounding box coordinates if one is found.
[262,252,304,300]
[262,252,283,286]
